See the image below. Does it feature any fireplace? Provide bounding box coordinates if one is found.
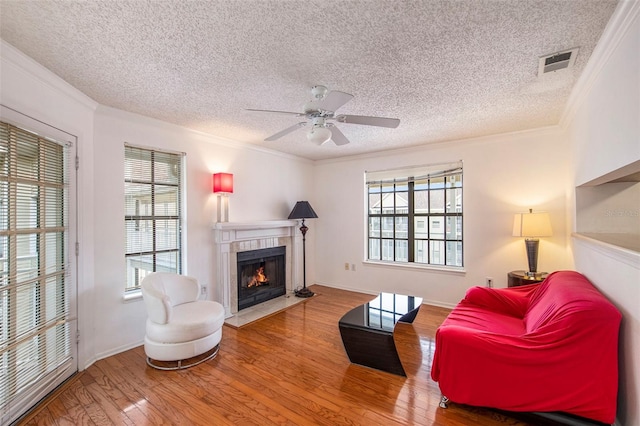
[237,246,286,311]
[213,220,301,318]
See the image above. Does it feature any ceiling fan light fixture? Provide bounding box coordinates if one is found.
[307,126,332,145]
[311,85,328,99]
[249,85,400,146]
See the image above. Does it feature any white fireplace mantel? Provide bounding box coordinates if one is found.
[213,220,302,318]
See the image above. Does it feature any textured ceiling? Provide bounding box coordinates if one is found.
[0,0,619,160]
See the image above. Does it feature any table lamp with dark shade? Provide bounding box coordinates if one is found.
[288,201,318,298]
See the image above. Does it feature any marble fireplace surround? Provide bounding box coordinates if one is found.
[213,220,302,318]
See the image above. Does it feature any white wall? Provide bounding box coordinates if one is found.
[313,127,572,307]
[92,106,314,360]
[3,4,638,418]
[569,12,640,186]
[566,2,640,424]
[0,39,315,366]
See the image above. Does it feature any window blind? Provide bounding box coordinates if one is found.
[365,161,463,185]
[366,160,463,267]
[124,145,183,291]
[0,121,72,421]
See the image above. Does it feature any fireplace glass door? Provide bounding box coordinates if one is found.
[237,246,286,311]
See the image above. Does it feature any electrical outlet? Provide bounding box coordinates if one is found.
[344,262,350,270]
[201,286,207,296]
[485,277,493,288]
[351,263,356,271]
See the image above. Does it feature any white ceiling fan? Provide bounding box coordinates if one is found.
[247,85,400,146]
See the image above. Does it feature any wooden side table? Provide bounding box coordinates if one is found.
[508,270,548,287]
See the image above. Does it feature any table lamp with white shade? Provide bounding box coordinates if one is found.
[513,209,552,277]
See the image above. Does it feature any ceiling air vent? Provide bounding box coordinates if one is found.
[538,48,579,75]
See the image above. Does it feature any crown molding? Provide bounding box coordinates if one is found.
[314,125,562,166]
[96,105,313,164]
[1,39,98,111]
[559,0,640,130]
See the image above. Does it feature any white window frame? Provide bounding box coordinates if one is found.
[124,144,185,293]
[0,107,78,425]
[365,161,464,270]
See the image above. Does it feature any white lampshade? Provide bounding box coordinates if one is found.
[513,210,553,237]
[307,126,332,145]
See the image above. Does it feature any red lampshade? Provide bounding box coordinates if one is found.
[213,173,233,194]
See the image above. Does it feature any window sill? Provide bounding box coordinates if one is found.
[122,290,143,302]
[363,260,466,274]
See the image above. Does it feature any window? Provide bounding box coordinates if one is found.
[124,145,183,292]
[0,121,73,421]
[366,161,463,267]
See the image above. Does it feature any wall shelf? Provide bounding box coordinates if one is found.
[575,161,640,257]
[573,232,639,253]
[572,233,639,269]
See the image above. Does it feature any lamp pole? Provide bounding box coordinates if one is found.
[288,201,317,298]
[296,218,313,297]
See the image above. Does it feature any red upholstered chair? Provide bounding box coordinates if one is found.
[431,271,621,424]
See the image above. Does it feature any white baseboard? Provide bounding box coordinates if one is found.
[312,281,457,309]
[84,340,144,370]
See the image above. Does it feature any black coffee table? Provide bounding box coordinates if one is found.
[338,292,423,376]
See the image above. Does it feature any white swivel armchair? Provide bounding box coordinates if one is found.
[141,272,225,370]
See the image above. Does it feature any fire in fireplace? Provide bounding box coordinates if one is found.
[237,246,286,311]
[248,265,269,287]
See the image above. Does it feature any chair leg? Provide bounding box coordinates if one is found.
[439,395,449,408]
[146,344,220,371]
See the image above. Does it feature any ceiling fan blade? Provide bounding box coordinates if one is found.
[329,126,350,146]
[316,91,353,112]
[264,122,307,141]
[246,108,303,117]
[336,114,400,128]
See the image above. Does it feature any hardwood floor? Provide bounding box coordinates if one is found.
[18,285,539,426]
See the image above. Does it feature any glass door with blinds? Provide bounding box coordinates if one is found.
[0,119,77,424]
